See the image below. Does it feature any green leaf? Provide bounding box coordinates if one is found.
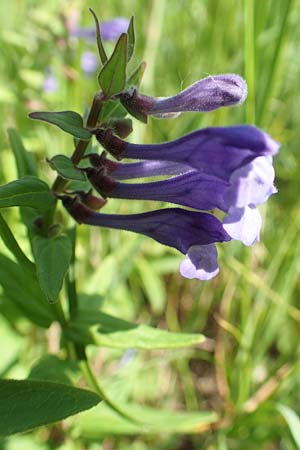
[0,212,35,273]
[136,257,166,314]
[127,17,135,62]
[32,234,72,303]
[7,128,37,177]
[74,402,218,437]
[98,33,127,96]
[89,8,107,65]
[0,177,55,211]
[127,61,147,87]
[99,99,128,122]
[48,155,87,181]
[67,309,206,350]
[0,253,53,328]
[0,379,101,436]
[28,111,92,140]
[29,355,80,386]
[277,404,300,449]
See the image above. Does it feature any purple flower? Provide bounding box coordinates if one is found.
[96,125,279,181]
[85,168,229,211]
[43,70,58,93]
[61,196,231,280]
[93,126,279,249]
[120,74,247,120]
[71,18,129,42]
[80,51,98,75]
[85,155,277,247]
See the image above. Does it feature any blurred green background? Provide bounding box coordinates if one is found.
[1,0,300,448]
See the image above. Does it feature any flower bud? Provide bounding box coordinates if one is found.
[120,74,247,121]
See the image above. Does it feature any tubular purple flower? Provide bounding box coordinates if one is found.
[96,125,279,181]
[61,197,231,280]
[120,74,247,119]
[86,168,229,211]
[71,18,130,41]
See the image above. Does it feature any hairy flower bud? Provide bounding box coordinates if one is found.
[120,74,247,121]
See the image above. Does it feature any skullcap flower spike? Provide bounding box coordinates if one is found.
[120,74,247,120]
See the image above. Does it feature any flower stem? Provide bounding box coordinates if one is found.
[78,349,141,425]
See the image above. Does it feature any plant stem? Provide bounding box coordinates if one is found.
[78,349,140,425]
[66,227,78,320]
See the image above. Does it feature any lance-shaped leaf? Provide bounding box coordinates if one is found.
[98,33,127,96]
[277,404,300,449]
[127,60,147,87]
[48,155,87,181]
[74,402,218,437]
[32,234,72,303]
[67,309,206,350]
[89,8,108,65]
[0,379,101,436]
[127,16,135,62]
[0,253,54,328]
[29,111,92,140]
[0,177,55,211]
[7,128,37,177]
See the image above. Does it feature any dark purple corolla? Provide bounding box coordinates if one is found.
[62,196,231,280]
[94,125,279,258]
[96,125,279,181]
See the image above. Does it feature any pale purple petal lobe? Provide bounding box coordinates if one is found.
[223,205,262,246]
[180,244,220,280]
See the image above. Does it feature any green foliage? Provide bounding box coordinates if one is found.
[98,33,128,96]
[0,1,299,449]
[75,402,218,437]
[32,233,72,303]
[89,7,108,65]
[7,128,37,177]
[28,111,92,140]
[127,17,135,62]
[0,177,55,211]
[67,309,205,349]
[0,379,101,436]
[0,253,54,327]
[277,404,300,449]
[48,155,87,181]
